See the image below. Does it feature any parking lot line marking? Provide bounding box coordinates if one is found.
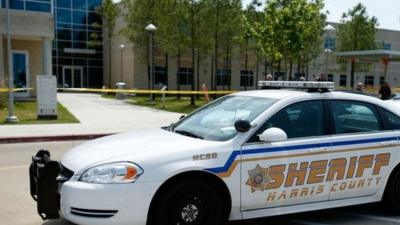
[283,218,331,225]
[0,165,29,171]
[341,212,400,224]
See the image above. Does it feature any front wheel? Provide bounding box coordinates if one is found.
[383,167,400,212]
[149,179,227,225]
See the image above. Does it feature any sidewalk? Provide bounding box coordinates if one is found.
[0,93,181,142]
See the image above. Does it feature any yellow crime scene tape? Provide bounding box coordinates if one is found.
[0,88,33,93]
[1,87,235,95]
[58,88,236,95]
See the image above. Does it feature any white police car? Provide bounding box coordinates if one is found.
[30,81,400,225]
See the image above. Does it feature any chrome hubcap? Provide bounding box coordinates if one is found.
[181,204,199,222]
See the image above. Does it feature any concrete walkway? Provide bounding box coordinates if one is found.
[0,93,181,140]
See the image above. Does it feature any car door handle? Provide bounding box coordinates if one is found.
[380,140,398,146]
[308,147,328,153]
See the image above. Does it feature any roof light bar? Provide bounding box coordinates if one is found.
[258,81,335,89]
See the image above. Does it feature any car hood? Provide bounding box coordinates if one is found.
[61,129,214,173]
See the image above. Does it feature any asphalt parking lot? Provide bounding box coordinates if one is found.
[2,141,400,225]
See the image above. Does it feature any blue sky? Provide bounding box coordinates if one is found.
[242,0,400,31]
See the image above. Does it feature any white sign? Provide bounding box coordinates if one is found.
[37,75,58,118]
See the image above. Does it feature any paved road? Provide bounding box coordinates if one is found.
[2,141,400,225]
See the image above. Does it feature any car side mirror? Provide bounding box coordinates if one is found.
[234,120,251,133]
[259,127,288,143]
[179,115,186,120]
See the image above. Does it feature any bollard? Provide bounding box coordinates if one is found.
[115,82,126,100]
[161,85,167,108]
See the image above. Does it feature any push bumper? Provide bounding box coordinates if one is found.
[29,150,61,220]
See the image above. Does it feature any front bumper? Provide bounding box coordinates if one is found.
[29,150,159,225]
[60,181,158,225]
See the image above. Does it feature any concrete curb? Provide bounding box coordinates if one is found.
[0,133,114,144]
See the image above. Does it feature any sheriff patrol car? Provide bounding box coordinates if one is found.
[30,81,400,225]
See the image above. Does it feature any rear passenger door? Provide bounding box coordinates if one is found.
[328,100,398,200]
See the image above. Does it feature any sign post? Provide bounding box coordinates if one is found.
[37,75,58,119]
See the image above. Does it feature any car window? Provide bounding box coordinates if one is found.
[330,100,381,134]
[172,96,277,141]
[247,100,324,143]
[379,108,400,130]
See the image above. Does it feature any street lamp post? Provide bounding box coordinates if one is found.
[119,44,125,82]
[145,24,157,103]
[5,0,18,123]
[323,24,336,81]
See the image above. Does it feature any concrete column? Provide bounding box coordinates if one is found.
[0,36,4,81]
[42,37,52,75]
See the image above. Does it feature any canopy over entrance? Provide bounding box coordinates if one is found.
[335,50,400,87]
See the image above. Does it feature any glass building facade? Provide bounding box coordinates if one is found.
[53,0,103,88]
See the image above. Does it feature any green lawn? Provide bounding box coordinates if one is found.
[105,95,208,114]
[0,101,79,125]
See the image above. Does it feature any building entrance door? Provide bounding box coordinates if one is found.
[63,66,83,88]
[12,51,30,98]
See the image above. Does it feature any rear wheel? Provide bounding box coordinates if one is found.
[148,179,227,225]
[383,167,400,212]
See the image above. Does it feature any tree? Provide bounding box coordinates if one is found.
[122,0,156,91]
[248,0,326,80]
[337,3,378,87]
[240,0,262,90]
[93,0,120,88]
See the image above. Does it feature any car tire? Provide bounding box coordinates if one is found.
[383,167,400,212]
[148,179,227,225]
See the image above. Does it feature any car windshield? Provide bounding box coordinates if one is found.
[171,95,277,141]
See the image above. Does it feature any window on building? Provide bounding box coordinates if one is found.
[216,69,231,86]
[328,74,334,82]
[365,75,374,86]
[1,0,52,12]
[380,76,385,85]
[324,37,336,50]
[383,42,391,50]
[154,66,168,86]
[56,28,72,41]
[72,0,86,10]
[294,73,306,80]
[340,75,347,87]
[240,70,254,87]
[73,30,87,42]
[274,71,285,81]
[56,0,71,9]
[57,8,72,23]
[73,11,87,25]
[178,67,193,85]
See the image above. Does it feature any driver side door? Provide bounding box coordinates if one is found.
[240,100,333,211]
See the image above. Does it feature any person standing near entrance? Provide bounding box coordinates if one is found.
[379,82,392,100]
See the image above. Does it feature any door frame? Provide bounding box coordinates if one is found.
[12,50,30,98]
[62,66,83,88]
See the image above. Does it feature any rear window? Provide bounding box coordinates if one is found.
[379,108,400,130]
[330,100,381,134]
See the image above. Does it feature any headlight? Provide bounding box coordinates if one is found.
[80,162,143,184]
